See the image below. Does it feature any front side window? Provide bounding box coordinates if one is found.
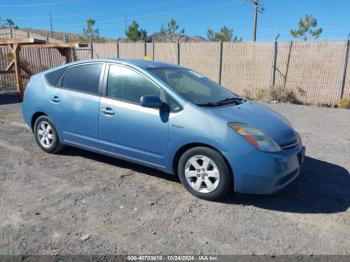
[61,63,103,95]
[149,68,242,107]
[107,64,160,104]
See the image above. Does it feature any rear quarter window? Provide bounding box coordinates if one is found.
[45,67,67,87]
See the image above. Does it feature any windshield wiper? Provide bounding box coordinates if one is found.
[216,97,244,105]
[197,102,219,107]
[197,97,245,107]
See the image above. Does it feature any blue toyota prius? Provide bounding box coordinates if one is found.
[22,59,305,200]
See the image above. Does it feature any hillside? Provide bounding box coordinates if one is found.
[21,28,116,42]
[21,28,207,43]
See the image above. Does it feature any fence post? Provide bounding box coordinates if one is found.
[339,37,350,101]
[90,42,94,59]
[177,41,180,65]
[72,48,77,61]
[116,41,120,58]
[218,41,223,85]
[152,42,155,61]
[144,41,147,57]
[269,33,280,98]
[283,41,293,87]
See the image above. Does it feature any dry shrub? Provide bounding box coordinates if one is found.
[243,89,268,101]
[269,86,301,104]
[255,89,268,101]
[339,97,350,109]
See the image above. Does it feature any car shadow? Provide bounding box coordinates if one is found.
[222,156,350,214]
[60,146,179,183]
[0,91,20,105]
[60,147,350,214]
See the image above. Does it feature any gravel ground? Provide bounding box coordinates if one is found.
[0,91,349,255]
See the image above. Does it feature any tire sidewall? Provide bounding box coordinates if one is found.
[178,147,232,200]
[34,116,60,153]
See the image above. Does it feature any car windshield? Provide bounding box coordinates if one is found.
[148,68,243,107]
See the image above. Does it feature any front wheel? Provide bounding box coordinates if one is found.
[34,116,63,153]
[177,147,233,200]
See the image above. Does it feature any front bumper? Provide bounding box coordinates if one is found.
[224,145,305,194]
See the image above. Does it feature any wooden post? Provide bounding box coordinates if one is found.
[58,48,73,64]
[72,47,77,62]
[11,43,24,100]
[152,42,155,61]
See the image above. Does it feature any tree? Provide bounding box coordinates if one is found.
[125,21,147,42]
[1,19,19,38]
[80,18,105,43]
[3,19,14,28]
[290,14,322,41]
[160,18,185,42]
[207,26,242,42]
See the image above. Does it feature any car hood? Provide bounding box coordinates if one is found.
[209,100,297,146]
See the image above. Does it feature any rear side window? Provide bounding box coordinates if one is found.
[61,63,103,95]
[45,67,67,87]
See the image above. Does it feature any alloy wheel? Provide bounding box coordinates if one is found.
[184,155,220,193]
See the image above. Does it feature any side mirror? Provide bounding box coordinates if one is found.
[140,95,163,108]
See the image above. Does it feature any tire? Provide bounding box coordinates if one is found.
[34,116,63,153]
[177,147,232,201]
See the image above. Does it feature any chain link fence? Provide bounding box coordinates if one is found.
[1,41,350,106]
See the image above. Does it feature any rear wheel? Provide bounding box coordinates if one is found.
[178,147,232,200]
[34,116,63,153]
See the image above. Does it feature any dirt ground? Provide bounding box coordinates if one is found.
[0,91,349,255]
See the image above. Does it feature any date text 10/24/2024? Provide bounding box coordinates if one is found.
[127,255,220,261]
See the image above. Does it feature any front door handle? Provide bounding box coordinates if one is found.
[101,107,115,115]
[50,95,60,103]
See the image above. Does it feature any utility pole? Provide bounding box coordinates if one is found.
[49,12,54,38]
[125,16,128,32]
[252,0,258,41]
[245,0,264,41]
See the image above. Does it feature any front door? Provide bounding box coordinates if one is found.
[99,64,169,167]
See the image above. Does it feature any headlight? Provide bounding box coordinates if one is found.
[230,122,281,152]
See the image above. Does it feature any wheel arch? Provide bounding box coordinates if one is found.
[172,142,234,180]
[31,111,47,130]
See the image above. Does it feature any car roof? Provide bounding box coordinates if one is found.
[68,58,183,69]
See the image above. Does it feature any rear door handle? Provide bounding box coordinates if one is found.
[50,95,60,103]
[101,107,115,115]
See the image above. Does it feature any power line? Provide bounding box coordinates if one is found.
[0,0,83,7]
[53,1,240,29]
[10,0,190,20]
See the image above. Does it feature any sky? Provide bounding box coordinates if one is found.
[0,0,349,41]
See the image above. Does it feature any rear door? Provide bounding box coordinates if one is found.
[98,63,169,167]
[49,62,105,149]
